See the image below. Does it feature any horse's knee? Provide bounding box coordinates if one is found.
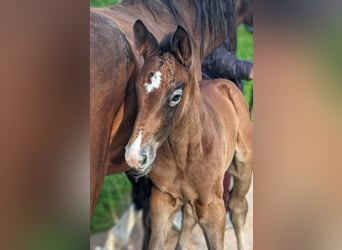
[149,188,180,227]
[150,190,178,212]
[229,196,248,222]
[194,199,225,224]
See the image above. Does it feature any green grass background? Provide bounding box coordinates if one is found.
[237,25,254,108]
[90,0,254,233]
[90,0,120,7]
[91,173,131,233]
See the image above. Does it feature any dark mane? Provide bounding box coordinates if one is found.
[124,0,236,56]
[194,0,236,53]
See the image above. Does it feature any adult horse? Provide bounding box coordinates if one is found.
[125,21,253,250]
[90,0,236,215]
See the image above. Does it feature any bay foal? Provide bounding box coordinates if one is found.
[125,21,253,250]
[90,0,236,215]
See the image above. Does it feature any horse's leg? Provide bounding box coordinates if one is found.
[175,203,197,250]
[106,74,137,175]
[142,204,151,250]
[223,170,232,211]
[149,186,180,250]
[228,129,253,250]
[90,74,127,215]
[126,175,152,250]
[90,81,122,215]
[195,198,226,250]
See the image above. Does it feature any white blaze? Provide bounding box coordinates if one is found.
[130,130,142,154]
[144,71,162,93]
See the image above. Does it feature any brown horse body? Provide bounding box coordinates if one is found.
[90,0,236,215]
[125,22,252,250]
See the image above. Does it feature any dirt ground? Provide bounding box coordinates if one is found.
[91,179,253,250]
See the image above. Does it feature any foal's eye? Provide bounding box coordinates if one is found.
[169,89,183,107]
[172,95,181,102]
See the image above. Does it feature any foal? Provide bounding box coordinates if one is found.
[125,20,253,250]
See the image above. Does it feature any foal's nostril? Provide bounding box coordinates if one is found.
[139,153,148,167]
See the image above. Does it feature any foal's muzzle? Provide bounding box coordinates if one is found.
[125,142,157,174]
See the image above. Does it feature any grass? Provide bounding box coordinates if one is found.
[236,25,254,111]
[90,0,254,233]
[90,0,120,7]
[91,173,131,233]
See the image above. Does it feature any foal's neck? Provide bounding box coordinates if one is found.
[167,79,206,167]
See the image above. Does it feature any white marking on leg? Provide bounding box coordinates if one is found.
[144,71,162,93]
[238,230,247,250]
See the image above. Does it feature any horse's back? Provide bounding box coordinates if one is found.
[92,2,188,53]
[200,78,250,120]
[90,9,135,86]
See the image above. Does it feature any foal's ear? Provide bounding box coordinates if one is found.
[133,20,159,59]
[171,26,192,68]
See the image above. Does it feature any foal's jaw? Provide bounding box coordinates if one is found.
[125,132,159,175]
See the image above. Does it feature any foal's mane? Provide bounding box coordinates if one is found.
[124,0,236,55]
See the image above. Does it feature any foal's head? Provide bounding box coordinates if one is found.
[125,20,194,175]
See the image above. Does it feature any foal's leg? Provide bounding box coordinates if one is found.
[228,131,253,250]
[196,198,226,250]
[149,186,179,250]
[175,203,197,250]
